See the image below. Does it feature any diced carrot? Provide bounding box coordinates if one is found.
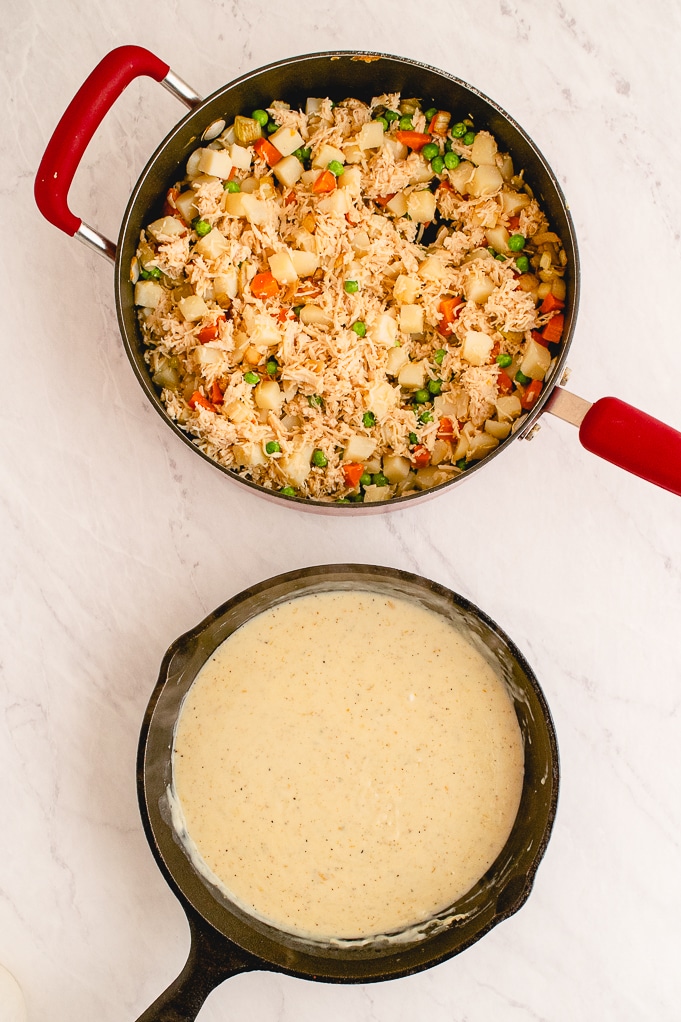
[507,215,521,231]
[539,293,565,315]
[437,417,455,440]
[490,342,500,360]
[162,187,186,223]
[532,329,549,348]
[411,445,431,469]
[198,315,226,344]
[437,295,463,335]
[520,379,543,410]
[251,271,280,299]
[276,307,291,323]
[312,170,336,194]
[428,111,451,136]
[342,462,365,488]
[438,179,454,193]
[541,313,564,344]
[284,189,297,206]
[374,193,396,207]
[227,166,237,181]
[210,380,224,405]
[253,137,282,167]
[395,130,432,151]
[188,391,216,413]
[497,369,513,393]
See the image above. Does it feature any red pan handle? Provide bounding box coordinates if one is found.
[579,396,681,497]
[34,45,201,259]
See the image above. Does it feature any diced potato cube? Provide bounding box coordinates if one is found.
[407,189,436,223]
[178,295,210,321]
[232,442,267,469]
[268,251,298,285]
[383,137,408,161]
[418,256,447,281]
[495,394,523,420]
[175,190,198,224]
[147,216,186,240]
[385,192,408,217]
[351,229,371,256]
[342,143,363,164]
[431,439,452,465]
[195,229,229,261]
[465,272,495,304]
[299,305,332,328]
[289,249,319,277]
[468,165,504,197]
[291,227,316,253]
[197,148,233,179]
[222,191,247,217]
[254,380,284,411]
[358,120,385,150]
[343,435,377,462]
[398,359,427,389]
[408,162,435,186]
[386,345,409,376]
[280,443,315,487]
[399,304,424,333]
[448,160,475,194]
[213,268,238,300]
[229,143,252,170]
[470,131,498,167]
[520,338,552,380]
[485,419,512,440]
[312,143,345,168]
[382,455,411,483]
[224,399,252,424]
[362,484,391,502]
[467,433,499,460]
[268,125,304,158]
[366,380,400,421]
[461,329,494,366]
[240,193,270,225]
[338,166,362,194]
[305,97,324,115]
[134,280,165,308]
[500,189,531,216]
[393,274,420,304]
[485,225,511,254]
[435,389,469,419]
[317,189,351,215]
[272,153,303,188]
[453,433,469,461]
[369,313,398,349]
[414,466,451,490]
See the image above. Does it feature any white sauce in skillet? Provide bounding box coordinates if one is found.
[171,591,524,940]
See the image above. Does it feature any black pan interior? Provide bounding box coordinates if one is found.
[114,52,580,509]
[138,564,559,982]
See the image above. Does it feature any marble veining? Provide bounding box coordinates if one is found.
[2,1,681,1020]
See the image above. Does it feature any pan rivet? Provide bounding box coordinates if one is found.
[559,366,572,386]
[524,424,542,441]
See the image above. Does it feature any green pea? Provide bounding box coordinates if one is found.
[344,280,359,294]
[409,432,419,445]
[495,253,507,262]
[362,411,376,428]
[252,109,269,126]
[192,217,212,237]
[434,348,446,365]
[419,410,433,423]
[456,458,467,470]
[349,492,364,502]
[266,120,278,133]
[428,379,443,395]
[265,441,281,454]
[372,472,389,487]
[414,389,430,404]
[280,486,296,496]
[515,254,530,273]
[308,394,323,408]
[243,371,259,385]
[376,116,389,130]
[224,179,241,192]
[508,234,526,252]
[336,498,351,504]
[515,369,532,385]
[294,146,312,163]
[421,142,440,161]
[463,130,476,145]
[425,107,438,121]
[385,110,399,122]
[139,266,162,280]
[444,150,460,170]
[293,305,303,317]
[312,449,328,468]
[266,359,278,375]
[351,321,366,337]
[360,472,372,487]
[496,353,513,368]
[451,122,467,138]
[327,159,344,177]
[399,115,413,130]
[430,155,445,174]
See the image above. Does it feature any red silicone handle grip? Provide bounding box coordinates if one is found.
[579,396,681,496]
[35,45,170,236]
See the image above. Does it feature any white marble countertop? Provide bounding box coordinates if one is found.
[3,1,681,1019]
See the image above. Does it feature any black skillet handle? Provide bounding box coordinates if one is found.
[135,909,260,1021]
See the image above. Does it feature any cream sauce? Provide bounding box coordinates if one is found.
[171,590,524,940]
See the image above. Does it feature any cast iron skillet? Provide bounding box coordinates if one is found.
[136,564,559,1020]
[35,47,681,510]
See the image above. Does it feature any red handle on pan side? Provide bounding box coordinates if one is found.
[579,396,681,497]
[34,45,170,237]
